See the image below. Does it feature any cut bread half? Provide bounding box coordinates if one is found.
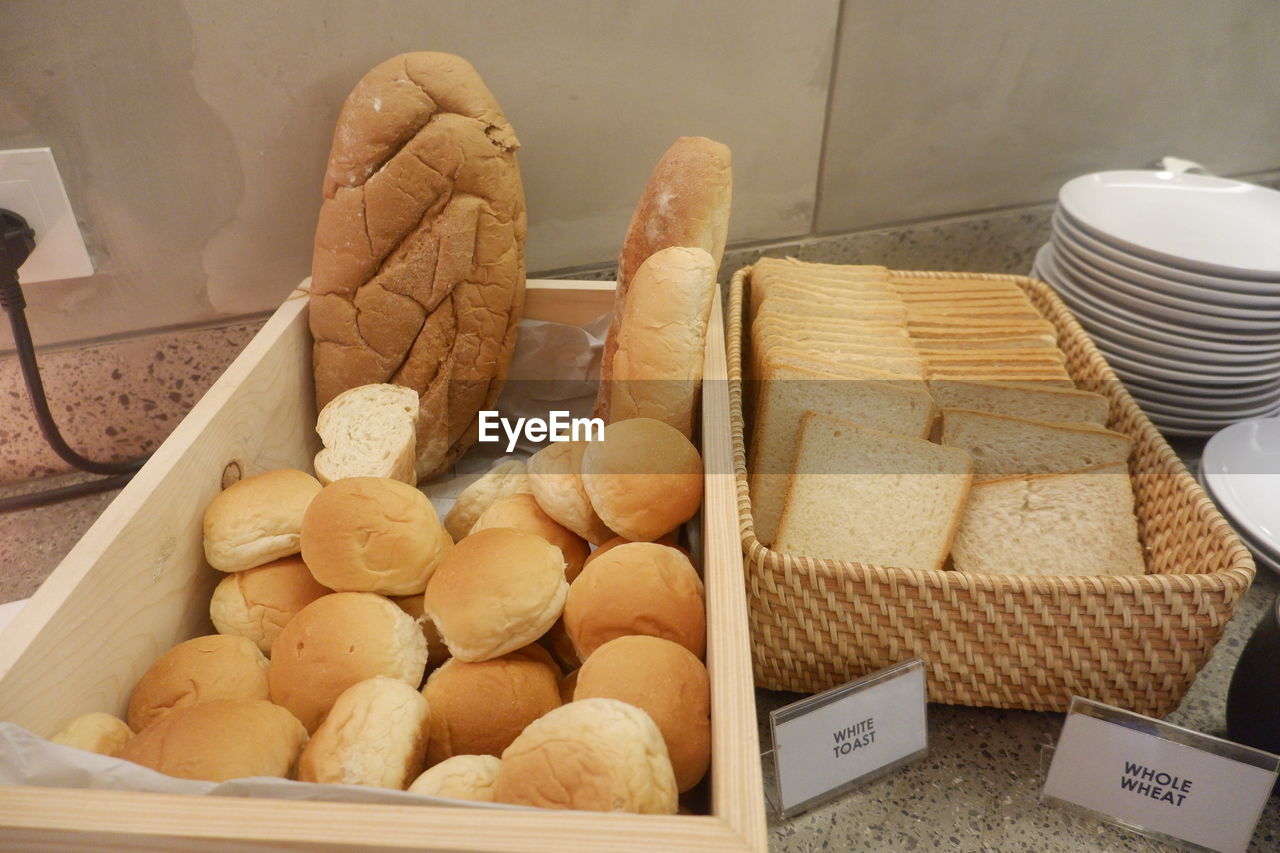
[939,407,1132,480]
[949,462,1145,576]
[313,383,420,486]
[772,412,972,569]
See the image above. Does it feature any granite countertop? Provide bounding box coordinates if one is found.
[3,462,1278,851]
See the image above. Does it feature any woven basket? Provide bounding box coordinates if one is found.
[728,265,1256,716]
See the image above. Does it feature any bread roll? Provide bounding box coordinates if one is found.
[202,469,322,572]
[119,699,307,782]
[314,383,420,486]
[442,456,532,541]
[493,697,678,814]
[526,441,615,545]
[268,592,428,732]
[424,527,568,662]
[575,635,711,792]
[50,712,133,757]
[309,52,527,481]
[596,137,732,422]
[209,555,331,655]
[602,247,716,437]
[470,492,589,581]
[536,616,582,672]
[127,635,269,732]
[563,542,706,659]
[297,676,431,789]
[422,647,561,765]
[300,477,451,596]
[583,532,682,569]
[408,754,502,801]
[391,594,451,670]
[581,418,703,541]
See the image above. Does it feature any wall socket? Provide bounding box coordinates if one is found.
[0,147,94,284]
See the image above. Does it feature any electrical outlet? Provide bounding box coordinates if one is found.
[0,147,93,284]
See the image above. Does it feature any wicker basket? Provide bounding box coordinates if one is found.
[728,265,1256,716]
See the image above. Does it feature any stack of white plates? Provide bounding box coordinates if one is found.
[1030,170,1280,436]
[1198,417,1280,574]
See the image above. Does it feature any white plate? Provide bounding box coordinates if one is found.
[1079,310,1280,367]
[1197,464,1280,573]
[1087,330,1280,380]
[1118,367,1280,400]
[1126,382,1280,413]
[1050,243,1280,334]
[1058,171,1280,279]
[1201,417,1280,558]
[1052,220,1280,317]
[1137,394,1280,421]
[1037,245,1280,346]
[1053,210,1280,298]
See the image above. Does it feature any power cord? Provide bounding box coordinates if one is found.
[0,208,149,513]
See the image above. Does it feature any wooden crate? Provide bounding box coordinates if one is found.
[0,280,767,852]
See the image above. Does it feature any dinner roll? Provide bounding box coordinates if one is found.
[537,617,582,672]
[422,647,561,765]
[582,531,683,570]
[526,441,616,545]
[424,527,568,662]
[209,555,332,655]
[575,635,711,792]
[119,699,307,782]
[391,594,451,670]
[581,418,702,541]
[408,754,501,801]
[203,469,322,572]
[50,712,133,757]
[442,456,532,542]
[493,697,678,814]
[269,592,428,732]
[297,677,431,789]
[563,542,706,659]
[470,492,589,581]
[300,477,451,596]
[127,634,269,732]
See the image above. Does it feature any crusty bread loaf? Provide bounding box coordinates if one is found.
[202,469,322,572]
[424,528,568,662]
[574,635,711,793]
[119,699,307,782]
[314,383,420,486]
[772,413,972,569]
[127,635,269,732]
[597,137,732,421]
[581,418,704,542]
[408,754,502,801]
[421,647,561,765]
[268,592,428,732]
[600,246,717,437]
[209,555,331,655]
[939,408,1132,480]
[442,456,532,541]
[50,712,133,757]
[300,477,452,596]
[297,676,431,789]
[309,52,527,481]
[493,697,678,814]
[950,463,1146,576]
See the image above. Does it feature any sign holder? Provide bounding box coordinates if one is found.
[1041,696,1280,853]
[764,657,928,819]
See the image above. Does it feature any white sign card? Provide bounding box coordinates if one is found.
[1042,697,1280,853]
[768,658,927,818]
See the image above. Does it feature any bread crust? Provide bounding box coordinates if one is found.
[310,53,527,481]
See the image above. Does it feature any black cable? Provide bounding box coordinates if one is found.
[0,209,150,513]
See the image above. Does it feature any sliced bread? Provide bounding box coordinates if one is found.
[939,408,1132,480]
[772,412,972,569]
[313,383,420,486]
[929,380,1109,425]
[949,462,1146,576]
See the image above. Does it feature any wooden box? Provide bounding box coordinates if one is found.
[0,280,767,852]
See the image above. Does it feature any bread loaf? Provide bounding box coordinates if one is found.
[309,52,527,481]
[314,383,420,486]
[596,137,732,421]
